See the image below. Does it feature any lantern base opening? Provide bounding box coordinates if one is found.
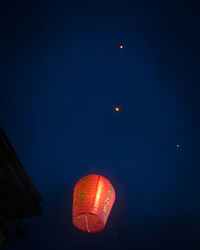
[73,213,104,233]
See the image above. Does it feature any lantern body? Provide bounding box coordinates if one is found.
[72,174,115,233]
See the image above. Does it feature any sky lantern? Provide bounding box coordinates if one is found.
[72,175,115,233]
[119,45,123,49]
[115,107,119,112]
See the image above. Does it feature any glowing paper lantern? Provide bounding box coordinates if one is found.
[72,174,115,233]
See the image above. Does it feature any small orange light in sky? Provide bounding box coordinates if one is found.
[115,107,119,111]
[120,45,123,49]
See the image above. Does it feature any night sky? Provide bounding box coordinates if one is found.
[1,1,200,249]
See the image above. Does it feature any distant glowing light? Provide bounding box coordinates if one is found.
[177,144,180,148]
[115,107,119,112]
[119,45,123,49]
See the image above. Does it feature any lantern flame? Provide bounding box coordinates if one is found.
[93,180,103,213]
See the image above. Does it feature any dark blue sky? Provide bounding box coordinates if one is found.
[1,1,200,249]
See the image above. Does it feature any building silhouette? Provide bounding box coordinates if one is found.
[0,126,42,249]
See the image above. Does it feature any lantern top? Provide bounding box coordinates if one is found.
[75,174,114,189]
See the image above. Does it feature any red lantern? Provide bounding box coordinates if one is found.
[72,174,115,233]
